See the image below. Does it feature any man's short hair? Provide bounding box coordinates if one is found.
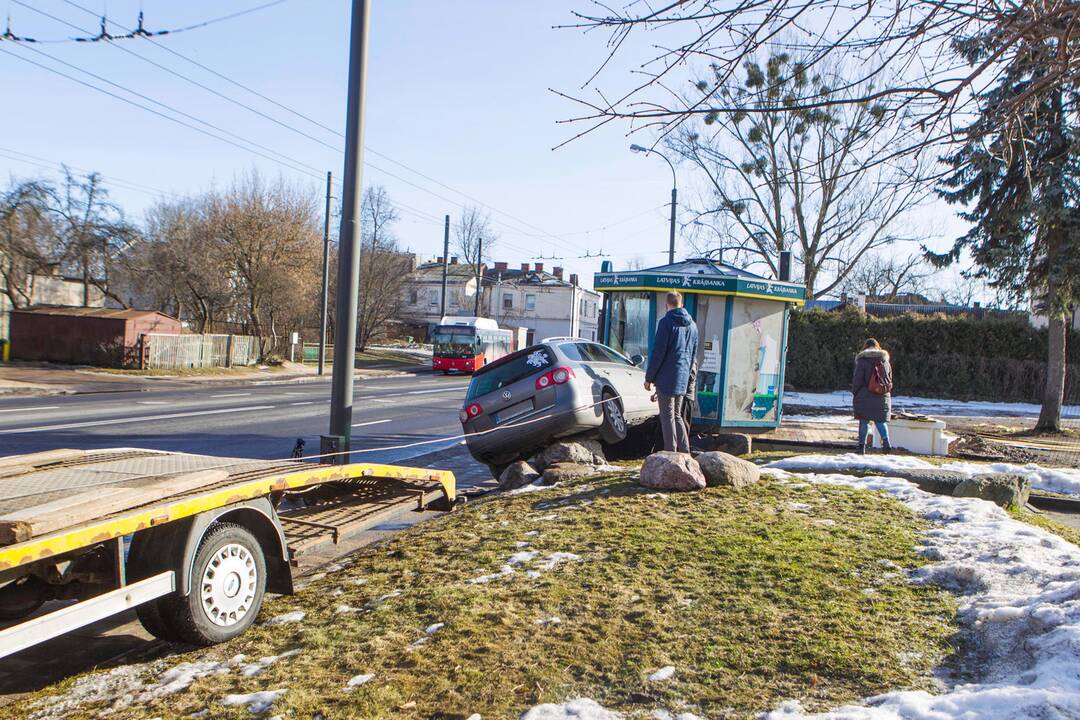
[666,291,683,308]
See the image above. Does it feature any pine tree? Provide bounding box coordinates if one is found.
[932,33,1080,432]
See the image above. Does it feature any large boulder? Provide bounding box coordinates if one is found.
[542,462,600,485]
[696,451,760,488]
[498,461,541,491]
[893,468,968,496]
[532,437,606,471]
[954,473,1030,508]
[638,452,706,492]
[692,432,752,456]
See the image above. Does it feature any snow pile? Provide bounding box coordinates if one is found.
[766,453,1080,496]
[648,666,676,682]
[238,649,301,678]
[345,673,374,688]
[220,688,287,714]
[508,480,563,495]
[521,698,622,720]
[468,550,583,584]
[264,610,305,626]
[784,390,1080,418]
[760,460,1080,719]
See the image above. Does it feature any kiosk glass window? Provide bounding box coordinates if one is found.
[691,296,725,420]
[724,298,785,423]
[607,291,650,360]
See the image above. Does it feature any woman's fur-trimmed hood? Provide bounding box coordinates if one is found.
[857,348,890,361]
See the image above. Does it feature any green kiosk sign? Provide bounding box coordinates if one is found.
[594,272,806,304]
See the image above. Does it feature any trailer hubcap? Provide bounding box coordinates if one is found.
[201,543,257,626]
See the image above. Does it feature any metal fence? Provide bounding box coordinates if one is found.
[142,333,260,369]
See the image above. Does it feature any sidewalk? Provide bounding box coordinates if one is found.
[0,360,427,397]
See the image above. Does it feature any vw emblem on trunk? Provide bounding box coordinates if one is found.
[501,390,512,401]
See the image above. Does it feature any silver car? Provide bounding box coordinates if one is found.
[459,339,655,475]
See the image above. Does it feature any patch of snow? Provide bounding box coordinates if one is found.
[651,712,703,720]
[348,577,368,585]
[537,552,582,571]
[536,513,560,521]
[365,589,402,607]
[521,697,622,719]
[265,610,305,626]
[238,649,301,678]
[220,688,287,714]
[508,550,539,566]
[524,530,540,536]
[425,622,445,634]
[537,616,562,626]
[783,502,813,512]
[648,666,676,682]
[515,541,530,548]
[335,604,359,614]
[408,637,430,649]
[508,480,562,495]
[784,390,1080,418]
[812,519,836,527]
[346,673,374,688]
[784,414,858,425]
[760,456,1080,719]
[767,453,1080,496]
[468,565,515,584]
[466,715,482,720]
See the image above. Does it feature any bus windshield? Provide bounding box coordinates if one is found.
[432,330,477,358]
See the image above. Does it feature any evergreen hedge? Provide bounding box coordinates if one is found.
[786,309,1080,404]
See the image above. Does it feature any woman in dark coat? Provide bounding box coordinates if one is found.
[852,338,893,454]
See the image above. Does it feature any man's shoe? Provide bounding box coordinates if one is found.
[882,442,893,454]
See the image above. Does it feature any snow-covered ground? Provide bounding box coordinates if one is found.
[769,452,1080,496]
[785,390,1080,419]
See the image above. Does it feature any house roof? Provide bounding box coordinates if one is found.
[13,306,178,321]
[411,262,478,281]
[482,268,575,287]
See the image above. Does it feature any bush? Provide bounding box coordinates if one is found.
[786,309,1080,403]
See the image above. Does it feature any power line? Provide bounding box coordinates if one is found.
[53,0,595,256]
[0,146,180,198]
[0,46,325,182]
[10,40,328,178]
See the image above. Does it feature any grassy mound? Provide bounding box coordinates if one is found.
[14,473,957,720]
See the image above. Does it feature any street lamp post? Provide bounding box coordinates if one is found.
[630,144,677,265]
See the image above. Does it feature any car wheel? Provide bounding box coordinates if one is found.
[599,390,627,444]
[161,522,266,646]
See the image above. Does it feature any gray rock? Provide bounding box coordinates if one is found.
[696,451,760,488]
[892,468,968,496]
[542,462,600,485]
[954,473,1030,508]
[638,452,706,492]
[692,432,752,456]
[498,460,541,491]
[533,437,606,472]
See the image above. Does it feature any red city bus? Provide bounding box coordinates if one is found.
[432,317,513,373]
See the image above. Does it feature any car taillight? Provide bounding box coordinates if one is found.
[461,403,483,423]
[536,367,574,389]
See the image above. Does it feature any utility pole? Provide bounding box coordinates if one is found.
[318,171,333,376]
[668,186,677,265]
[324,0,370,464]
[473,235,483,317]
[439,215,449,319]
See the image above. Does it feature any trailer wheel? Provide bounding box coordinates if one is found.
[163,522,267,646]
[135,598,181,642]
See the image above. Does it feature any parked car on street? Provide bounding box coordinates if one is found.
[459,339,656,477]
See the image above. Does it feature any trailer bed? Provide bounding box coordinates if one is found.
[0,448,456,572]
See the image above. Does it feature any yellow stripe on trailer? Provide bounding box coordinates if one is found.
[0,462,455,572]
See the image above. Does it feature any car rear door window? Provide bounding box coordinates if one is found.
[467,346,554,399]
[584,343,631,365]
[557,343,588,362]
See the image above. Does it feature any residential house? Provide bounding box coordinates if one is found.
[484,262,602,346]
[399,257,481,334]
[0,269,105,338]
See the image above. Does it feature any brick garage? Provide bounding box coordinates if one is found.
[9,307,181,367]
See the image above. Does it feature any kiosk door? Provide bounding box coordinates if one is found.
[692,295,726,421]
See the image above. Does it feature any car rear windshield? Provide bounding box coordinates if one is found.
[466,346,554,399]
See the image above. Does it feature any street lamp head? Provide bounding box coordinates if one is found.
[629,144,649,154]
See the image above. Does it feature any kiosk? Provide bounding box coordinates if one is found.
[595,258,805,430]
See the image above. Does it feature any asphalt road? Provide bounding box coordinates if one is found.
[0,373,473,465]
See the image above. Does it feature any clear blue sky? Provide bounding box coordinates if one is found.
[0,1,969,294]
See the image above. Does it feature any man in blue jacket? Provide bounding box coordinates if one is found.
[644,291,699,453]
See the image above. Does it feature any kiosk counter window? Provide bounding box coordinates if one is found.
[607,291,651,360]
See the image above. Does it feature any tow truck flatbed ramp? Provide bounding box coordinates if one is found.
[0,448,455,570]
[0,448,456,657]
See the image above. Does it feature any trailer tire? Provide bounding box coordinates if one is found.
[135,598,181,642]
[163,522,267,646]
[0,576,46,621]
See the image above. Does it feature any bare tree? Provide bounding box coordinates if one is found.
[356,185,408,351]
[557,1,1079,156]
[0,179,57,310]
[453,206,497,266]
[51,169,138,307]
[841,253,931,301]
[671,55,928,297]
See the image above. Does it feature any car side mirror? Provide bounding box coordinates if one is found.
[630,354,645,367]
